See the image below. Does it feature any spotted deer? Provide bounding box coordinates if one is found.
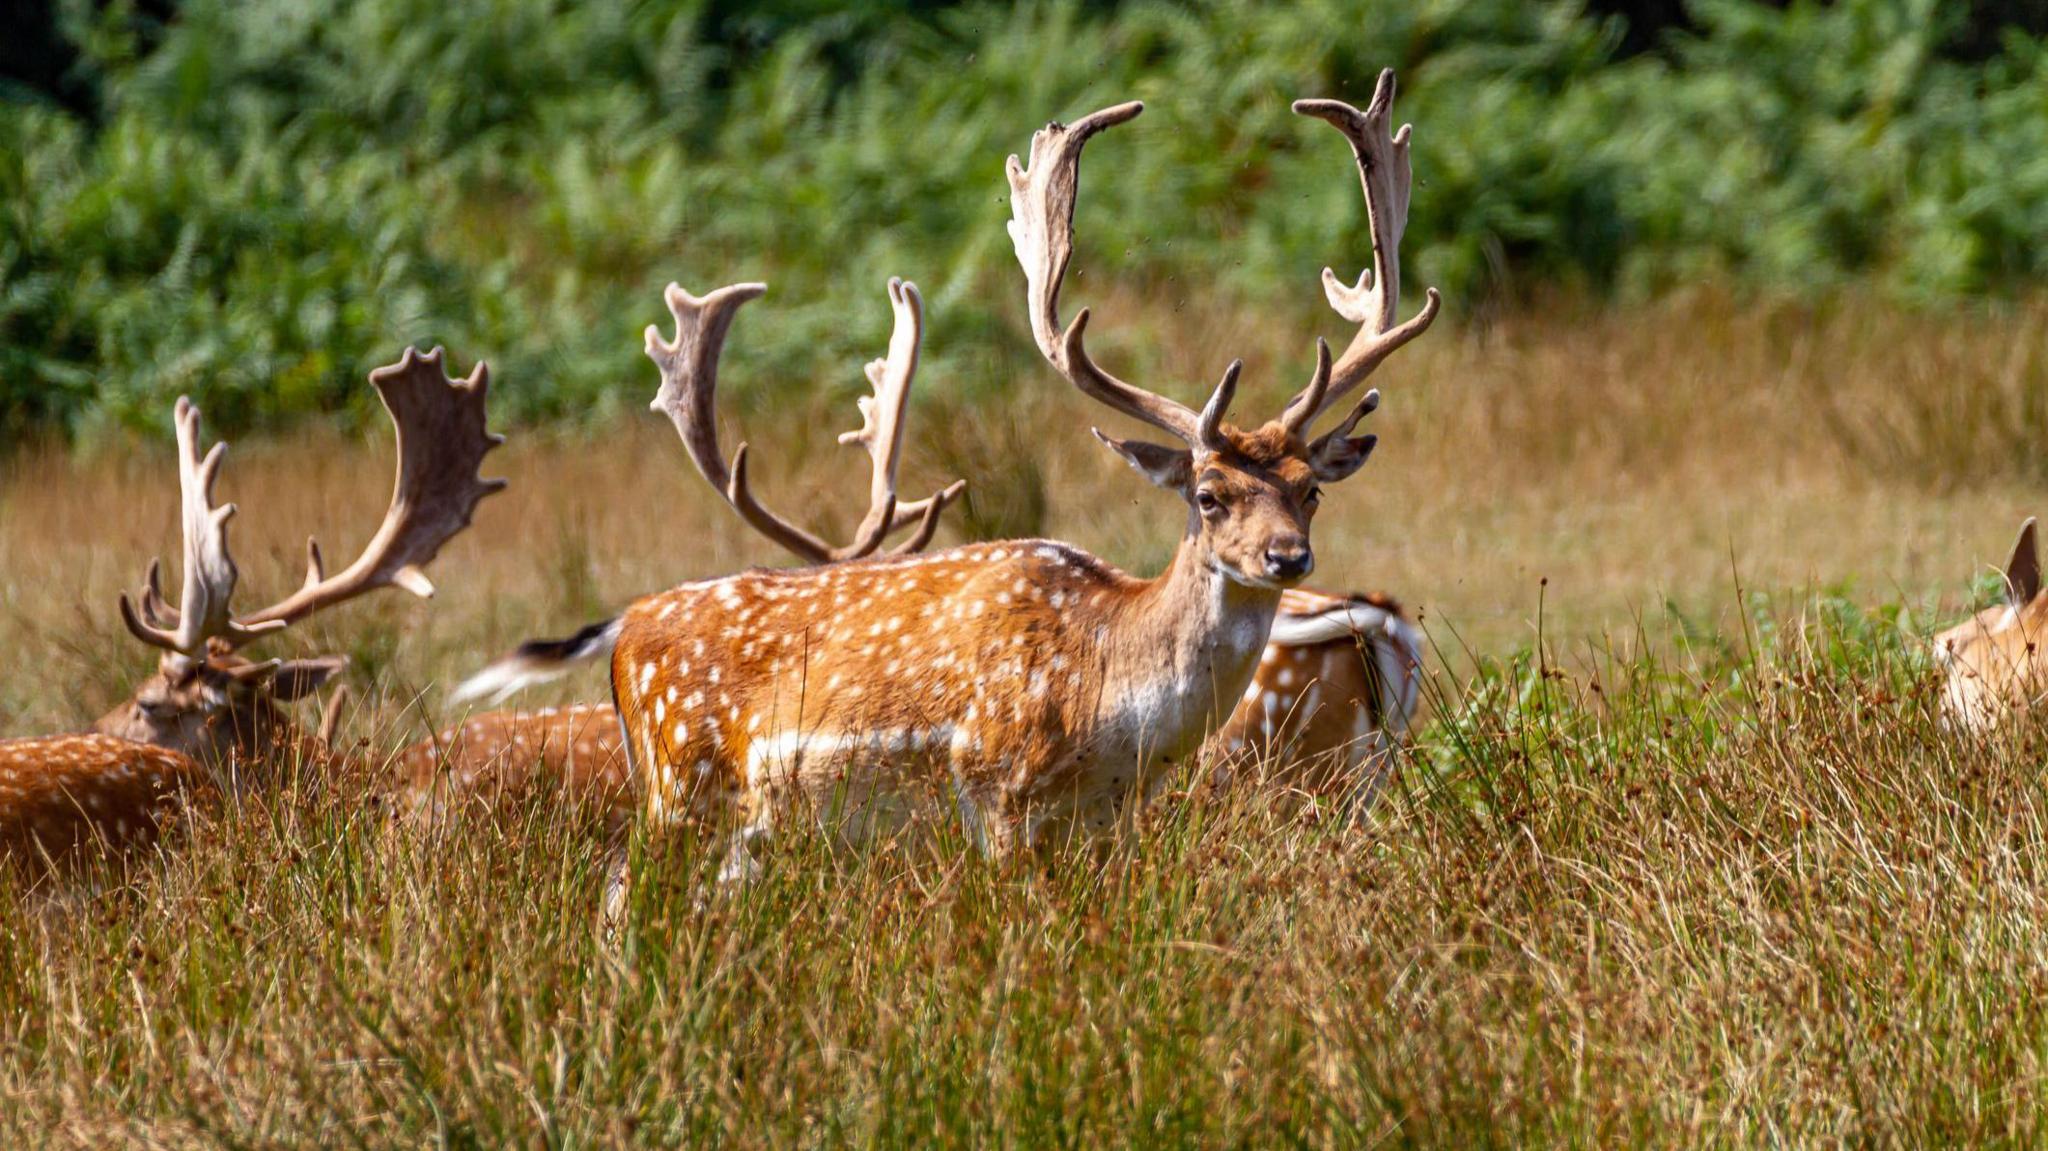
[409,277,964,814]
[1934,517,2048,730]
[0,349,504,864]
[413,589,1426,824]
[456,70,1438,876]
[416,280,1421,822]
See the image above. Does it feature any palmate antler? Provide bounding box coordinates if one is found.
[118,399,287,662]
[644,276,966,563]
[1006,69,1436,458]
[120,348,507,669]
[1006,102,1240,453]
[1279,69,1441,447]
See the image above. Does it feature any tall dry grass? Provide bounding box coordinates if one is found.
[4,287,2040,731]
[2,290,2048,1143]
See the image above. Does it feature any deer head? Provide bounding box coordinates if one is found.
[1933,517,2048,730]
[1006,70,1438,590]
[94,348,507,765]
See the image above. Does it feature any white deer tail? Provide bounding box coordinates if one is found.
[451,617,622,706]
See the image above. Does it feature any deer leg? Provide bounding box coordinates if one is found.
[714,823,771,887]
[599,832,633,944]
[715,786,778,887]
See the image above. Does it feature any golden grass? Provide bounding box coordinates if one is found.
[3,288,2039,733]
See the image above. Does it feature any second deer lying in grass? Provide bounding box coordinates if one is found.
[0,349,505,867]
[1208,588,1423,809]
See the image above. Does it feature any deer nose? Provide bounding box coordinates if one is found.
[1264,540,1313,580]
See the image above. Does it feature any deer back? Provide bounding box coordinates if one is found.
[0,735,210,867]
[399,704,628,816]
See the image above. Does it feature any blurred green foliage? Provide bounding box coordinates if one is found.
[3,0,2047,439]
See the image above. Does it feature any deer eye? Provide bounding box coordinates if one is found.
[1303,486,1323,510]
[1195,490,1223,515]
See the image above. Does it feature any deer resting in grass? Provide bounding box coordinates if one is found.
[1934,517,2048,731]
[0,349,504,864]
[1208,588,1423,808]
[455,69,1437,873]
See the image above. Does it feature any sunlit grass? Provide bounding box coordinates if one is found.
[4,612,2047,1144]
[3,290,2048,1143]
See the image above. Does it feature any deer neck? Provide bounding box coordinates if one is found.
[1101,533,1282,748]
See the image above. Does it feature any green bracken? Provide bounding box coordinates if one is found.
[5,0,2048,438]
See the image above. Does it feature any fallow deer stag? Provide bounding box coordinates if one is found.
[408,277,964,814]
[0,349,505,864]
[1934,517,2048,730]
[418,280,1424,821]
[456,69,1437,874]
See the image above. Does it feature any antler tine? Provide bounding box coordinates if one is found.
[884,478,968,557]
[835,278,970,560]
[647,278,967,566]
[1282,69,1442,435]
[237,347,507,629]
[1007,101,1228,449]
[1195,361,1243,448]
[1321,387,1380,445]
[135,558,178,629]
[118,397,286,662]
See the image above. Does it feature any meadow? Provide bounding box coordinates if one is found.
[10,0,2048,1143]
[4,286,2048,1144]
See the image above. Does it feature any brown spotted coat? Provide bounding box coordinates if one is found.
[0,735,208,864]
[611,536,1278,853]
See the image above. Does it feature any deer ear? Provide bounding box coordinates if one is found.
[1092,429,1191,491]
[1309,432,1377,482]
[262,657,349,701]
[2006,517,2042,606]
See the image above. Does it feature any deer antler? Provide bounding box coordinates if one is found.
[1007,102,1239,451]
[1281,70,1441,438]
[838,278,970,555]
[118,399,288,663]
[119,351,503,663]
[645,277,966,564]
[233,347,505,630]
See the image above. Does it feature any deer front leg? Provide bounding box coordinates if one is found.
[600,831,632,944]
[714,822,772,887]
[714,767,788,888]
